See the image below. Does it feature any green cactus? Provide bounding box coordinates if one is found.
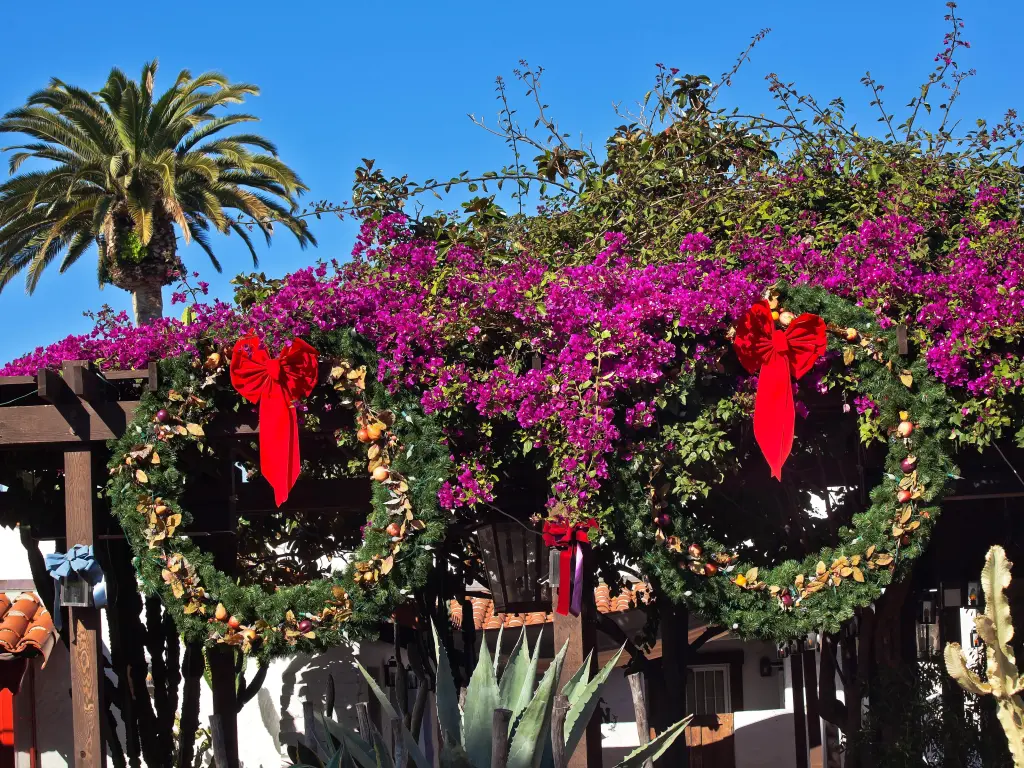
[944,545,1024,765]
[287,622,690,768]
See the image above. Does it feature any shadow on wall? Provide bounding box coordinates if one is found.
[732,709,796,768]
[248,642,392,763]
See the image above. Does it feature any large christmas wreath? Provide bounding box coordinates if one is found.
[107,329,451,659]
[607,284,955,638]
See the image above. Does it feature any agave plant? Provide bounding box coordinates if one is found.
[286,623,689,768]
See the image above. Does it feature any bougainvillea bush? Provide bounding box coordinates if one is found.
[5,3,1024,641]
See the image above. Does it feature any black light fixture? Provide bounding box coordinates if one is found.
[474,518,551,614]
[760,657,784,677]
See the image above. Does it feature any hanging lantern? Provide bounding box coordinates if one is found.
[474,518,551,614]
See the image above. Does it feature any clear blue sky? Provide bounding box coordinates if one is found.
[0,1,1020,364]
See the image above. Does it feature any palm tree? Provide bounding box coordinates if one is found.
[0,61,315,323]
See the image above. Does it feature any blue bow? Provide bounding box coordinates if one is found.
[44,545,106,630]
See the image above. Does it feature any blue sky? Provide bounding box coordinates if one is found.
[0,1,1021,364]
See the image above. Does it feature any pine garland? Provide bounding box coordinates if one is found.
[608,284,955,639]
[107,329,452,659]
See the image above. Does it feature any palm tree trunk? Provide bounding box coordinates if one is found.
[132,283,164,324]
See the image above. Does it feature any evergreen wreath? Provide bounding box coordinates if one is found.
[607,284,955,640]
[107,329,451,659]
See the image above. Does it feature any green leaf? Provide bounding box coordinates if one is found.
[498,630,531,716]
[612,716,692,767]
[506,641,567,768]
[354,663,431,768]
[510,628,544,724]
[564,646,623,756]
[560,651,592,705]
[431,622,462,747]
[319,716,377,768]
[463,639,500,766]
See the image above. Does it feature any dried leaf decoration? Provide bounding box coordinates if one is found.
[852,567,865,583]
[900,370,914,388]
[186,423,205,437]
[843,348,855,366]
[135,469,149,483]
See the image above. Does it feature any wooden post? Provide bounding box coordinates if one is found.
[64,445,104,768]
[209,714,229,768]
[627,673,653,768]
[552,694,569,768]
[552,549,600,768]
[491,708,512,768]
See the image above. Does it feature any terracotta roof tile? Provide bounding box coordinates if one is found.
[451,584,650,630]
[0,593,57,666]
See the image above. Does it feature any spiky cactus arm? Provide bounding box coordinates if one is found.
[945,546,1024,766]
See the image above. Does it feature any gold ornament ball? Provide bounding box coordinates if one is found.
[778,311,795,327]
[845,327,859,341]
[372,466,390,482]
[897,421,914,438]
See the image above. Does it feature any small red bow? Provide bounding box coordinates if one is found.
[543,519,597,616]
[230,334,319,506]
[733,301,826,479]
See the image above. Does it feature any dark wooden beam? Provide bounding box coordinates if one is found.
[37,368,70,404]
[62,361,103,402]
[0,401,139,447]
[101,363,159,393]
[65,447,105,768]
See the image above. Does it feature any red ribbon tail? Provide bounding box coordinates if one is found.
[754,353,795,481]
[556,547,572,616]
[259,390,300,506]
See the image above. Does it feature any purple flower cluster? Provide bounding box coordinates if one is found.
[7,198,1024,514]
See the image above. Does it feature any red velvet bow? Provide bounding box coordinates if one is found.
[733,301,826,480]
[230,334,319,506]
[543,519,597,616]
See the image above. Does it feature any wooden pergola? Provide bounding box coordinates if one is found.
[0,361,604,768]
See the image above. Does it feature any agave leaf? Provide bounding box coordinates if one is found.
[287,738,325,768]
[431,621,462,747]
[317,713,377,768]
[463,639,500,766]
[367,720,396,768]
[565,646,624,757]
[506,641,568,768]
[613,716,692,767]
[560,650,593,706]
[498,630,531,716]
[494,622,505,676]
[355,662,431,768]
[439,743,475,768]
[510,628,544,725]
